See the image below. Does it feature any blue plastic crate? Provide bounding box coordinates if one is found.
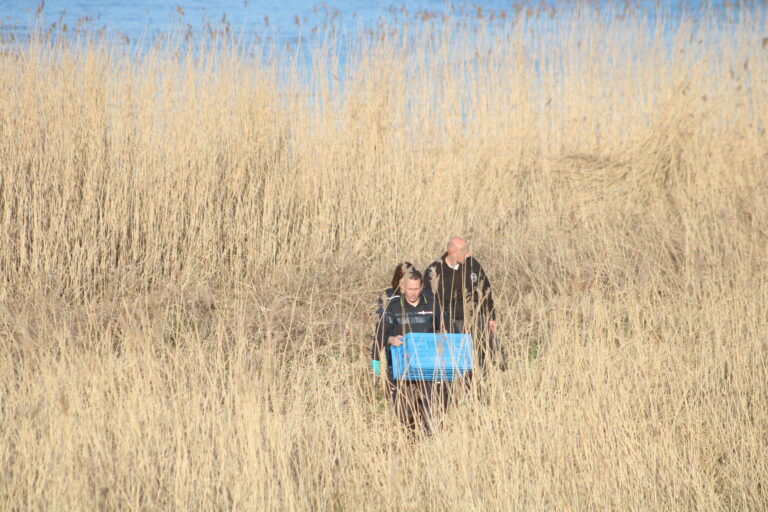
[389,333,473,381]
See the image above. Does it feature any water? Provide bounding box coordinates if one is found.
[0,1,748,47]
[2,0,761,128]
[1,0,468,45]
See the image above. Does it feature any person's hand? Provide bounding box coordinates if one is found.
[489,320,498,335]
[371,360,380,376]
[388,335,404,347]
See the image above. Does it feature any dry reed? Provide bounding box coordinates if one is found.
[1,4,767,510]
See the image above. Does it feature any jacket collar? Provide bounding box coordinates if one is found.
[441,252,466,270]
[401,293,428,308]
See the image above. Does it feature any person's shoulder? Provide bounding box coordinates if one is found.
[382,292,402,312]
[376,287,398,307]
[467,255,484,269]
[467,257,492,284]
[425,258,442,273]
[421,290,439,310]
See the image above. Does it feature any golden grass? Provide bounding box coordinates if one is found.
[2,5,768,510]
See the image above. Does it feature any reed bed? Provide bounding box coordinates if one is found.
[1,4,767,510]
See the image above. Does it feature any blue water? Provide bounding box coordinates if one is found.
[2,1,459,45]
[0,1,747,46]
[1,1,763,154]
[2,1,761,125]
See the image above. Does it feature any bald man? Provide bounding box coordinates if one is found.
[423,237,498,371]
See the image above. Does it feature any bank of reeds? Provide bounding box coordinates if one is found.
[1,5,767,510]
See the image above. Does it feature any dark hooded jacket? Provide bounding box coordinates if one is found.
[373,293,441,380]
[423,254,495,330]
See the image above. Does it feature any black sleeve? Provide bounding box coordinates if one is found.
[372,289,397,360]
[423,262,437,297]
[374,288,395,317]
[373,305,394,360]
[477,263,496,321]
[432,299,442,333]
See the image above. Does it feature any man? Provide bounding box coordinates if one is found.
[373,268,446,434]
[371,263,413,378]
[423,236,499,371]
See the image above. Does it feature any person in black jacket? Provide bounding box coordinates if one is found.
[373,268,446,434]
[371,261,414,376]
[424,236,499,371]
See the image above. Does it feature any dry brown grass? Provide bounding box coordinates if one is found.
[1,5,768,510]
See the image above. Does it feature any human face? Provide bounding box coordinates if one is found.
[455,242,471,264]
[446,237,471,265]
[401,278,423,305]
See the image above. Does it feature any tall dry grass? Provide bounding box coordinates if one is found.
[1,5,768,510]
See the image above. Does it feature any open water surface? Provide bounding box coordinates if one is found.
[0,0,753,47]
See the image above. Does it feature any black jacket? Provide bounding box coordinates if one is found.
[423,254,495,328]
[371,287,398,363]
[373,293,441,378]
[374,287,398,318]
